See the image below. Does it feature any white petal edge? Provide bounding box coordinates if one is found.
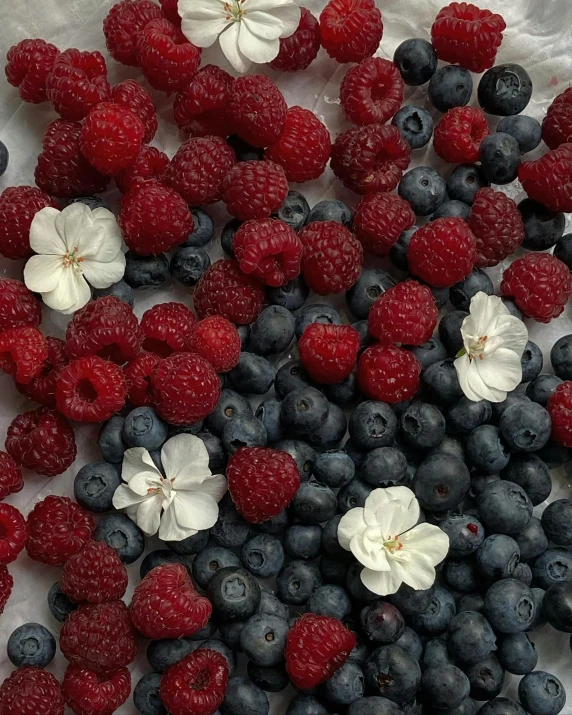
[475,347,523,392]
[122,447,163,487]
[219,22,252,73]
[81,251,126,289]
[134,494,164,536]
[238,22,281,63]
[29,207,66,255]
[172,491,221,531]
[161,434,211,484]
[360,563,405,596]
[23,255,64,294]
[364,487,420,537]
[41,269,90,314]
[55,203,91,252]
[338,507,367,551]
[112,484,148,511]
[398,523,450,566]
[159,504,199,542]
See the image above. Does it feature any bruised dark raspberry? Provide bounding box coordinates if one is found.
[123,352,162,407]
[354,191,415,257]
[111,79,158,143]
[0,504,26,564]
[0,186,58,260]
[270,7,321,72]
[357,343,421,404]
[174,65,234,137]
[320,0,383,64]
[103,0,163,66]
[369,280,438,346]
[0,452,23,501]
[0,326,47,385]
[141,302,196,357]
[223,160,289,221]
[17,336,70,408]
[341,57,404,126]
[227,75,287,148]
[0,279,42,333]
[46,48,111,120]
[0,564,13,616]
[5,38,60,103]
[469,187,524,268]
[56,356,127,422]
[61,540,128,604]
[543,87,572,150]
[434,107,490,164]
[115,145,169,194]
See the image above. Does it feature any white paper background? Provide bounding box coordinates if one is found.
[1,0,572,712]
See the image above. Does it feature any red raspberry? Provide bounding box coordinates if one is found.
[299,324,360,385]
[357,343,421,403]
[188,316,241,373]
[434,107,490,164]
[548,381,572,448]
[331,123,411,195]
[299,221,363,295]
[17,336,70,408]
[60,600,138,675]
[354,192,415,257]
[25,495,94,565]
[61,541,128,604]
[0,564,13,616]
[0,667,64,715]
[0,504,26,564]
[408,218,477,288]
[103,0,163,66]
[227,447,300,524]
[141,302,196,357]
[285,614,356,690]
[131,563,212,639]
[519,144,572,213]
[501,253,572,323]
[115,145,169,193]
[369,280,438,346]
[161,649,229,715]
[5,38,60,103]
[222,160,289,221]
[123,352,162,406]
[0,186,58,260]
[227,75,287,148]
[341,58,404,126]
[266,107,331,183]
[151,352,221,425]
[193,259,265,325]
[6,408,76,477]
[0,326,47,385]
[46,49,111,120]
[0,452,23,501]
[0,279,42,332]
[159,0,181,25]
[543,87,572,150]
[164,136,236,207]
[174,65,234,137]
[469,188,525,268]
[111,79,158,143]
[233,219,303,288]
[136,18,201,94]
[320,0,383,64]
[270,7,321,72]
[62,665,130,715]
[431,2,506,74]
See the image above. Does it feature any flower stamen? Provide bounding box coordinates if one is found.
[383,536,403,553]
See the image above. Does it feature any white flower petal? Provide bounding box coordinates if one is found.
[112,484,149,510]
[398,523,450,567]
[475,347,523,392]
[338,507,367,551]
[127,471,163,497]
[219,21,252,73]
[122,448,163,487]
[29,207,66,255]
[454,355,489,402]
[24,255,64,293]
[180,0,227,19]
[181,16,230,47]
[242,11,285,40]
[159,505,198,542]
[398,553,438,592]
[350,534,390,572]
[161,434,211,485]
[364,487,420,537]
[265,4,302,37]
[55,203,91,252]
[41,269,90,314]
[81,251,126,289]
[134,493,164,536]
[486,315,528,357]
[245,0,299,12]
[467,292,504,335]
[196,473,228,503]
[79,212,123,261]
[464,358,508,402]
[360,563,405,596]
[172,491,221,531]
[238,21,280,63]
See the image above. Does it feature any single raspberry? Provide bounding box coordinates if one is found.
[469,188,525,268]
[341,58,404,126]
[354,192,415,257]
[123,352,162,406]
[174,65,234,137]
[299,324,360,385]
[270,7,321,72]
[188,316,241,373]
[298,221,363,295]
[0,564,13,616]
[543,87,572,150]
[5,38,60,103]
[66,296,144,363]
[0,326,47,385]
[0,504,26,564]
[227,75,287,148]
[151,352,221,425]
[141,302,196,357]
[103,0,163,66]
[136,18,201,94]
[320,0,383,64]
[159,0,181,25]
[62,665,130,715]
[25,495,94,565]
[357,343,421,403]
[431,2,506,74]
[0,667,64,715]
[193,259,265,325]
[60,600,138,675]
[285,614,356,690]
[164,136,236,206]
[222,160,289,221]
[548,381,572,448]
[519,144,572,213]
[369,280,438,346]
[331,123,411,195]
[46,49,111,120]
[0,452,23,501]
[111,79,158,143]
[266,106,331,183]
[227,447,300,524]
[434,107,490,164]
[61,541,128,604]
[501,253,572,323]
[115,145,169,193]
[161,649,229,715]
[0,279,42,332]
[408,218,477,288]
[17,336,70,408]
[131,563,212,638]
[0,186,58,260]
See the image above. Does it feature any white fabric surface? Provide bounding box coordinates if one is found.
[1,0,572,712]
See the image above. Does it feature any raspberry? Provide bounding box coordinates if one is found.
[174,65,234,137]
[0,186,58,260]
[0,504,26,564]
[331,123,411,195]
[60,541,128,604]
[299,324,360,385]
[0,452,23,501]
[0,326,47,385]
[62,665,130,715]
[123,352,162,406]
[25,495,94,565]
[164,136,236,207]
[0,564,13,616]
[434,107,490,164]
[431,2,506,74]
[66,296,144,363]
[341,58,404,126]
[548,381,572,448]
[136,18,201,94]
[5,38,60,103]
[285,614,356,690]
[266,106,331,183]
[193,259,265,325]
[354,192,415,257]
[543,87,572,150]
[270,7,321,72]
[0,667,64,715]
[501,253,572,323]
[469,188,525,268]
[408,218,477,288]
[161,649,229,715]
[131,563,212,639]
[299,221,363,295]
[223,160,289,221]
[369,280,438,346]
[17,336,70,408]
[103,0,163,66]
[357,343,421,403]
[111,79,158,143]
[0,279,42,332]
[227,75,287,148]
[115,145,169,193]
[46,49,111,120]
[141,302,196,357]
[227,447,300,524]
[320,0,383,63]
[519,144,572,213]
[233,219,303,288]
[60,600,138,675]
[188,316,241,373]
[159,0,181,24]
[151,352,221,425]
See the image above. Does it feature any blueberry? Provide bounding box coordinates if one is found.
[307,199,353,227]
[392,106,434,149]
[258,591,289,619]
[205,389,253,436]
[440,514,484,558]
[363,645,421,703]
[502,457,553,510]
[476,534,520,580]
[431,200,471,221]
[267,276,309,311]
[287,695,331,715]
[180,208,214,247]
[273,190,310,232]
[307,403,347,450]
[541,499,572,546]
[239,613,289,666]
[513,517,548,562]
[389,227,417,271]
[412,454,470,511]
[276,560,322,605]
[423,638,452,670]
[484,578,536,633]
[222,415,267,454]
[338,477,374,513]
[537,440,572,468]
[348,697,404,715]
[0,141,10,176]
[478,64,533,115]
[7,623,56,668]
[165,527,209,558]
[519,340,543,384]
[428,283,451,310]
[247,663,289,692]
[140,550,191,579]
[221,218,240,256]
[422,665,470,711]
[450,270,494,313]
[466,425,510,474]
[344,438,366,469]
[439,310,468,355]
[502,298,524,319]
[94,512,144,563]
[519,198,566,251]
[68,195,110,211]
[444,559,480,593]
[275,360,314,398]
[323,660,365,705]
[410,587,457,637]
[447,164,489,206]
[519,671,566,715]
[74,460,120,513]
[514,561,533,586]
[362,447,408,488]
[479,133,521,184]
[458,594,485,614]
[526,374,563,406]
[401,402,446,449]
[192,546,241,589]
[98,415,126,464]
[122,406,167,450]
[349,400,397,450]
[448,397,492,436]
[429,65,473,112]
[274,439,315,481]
[133,672,167,715]
[389,584,434,617]
[532,549,572,591]
[398,166,447,216]
[409,337,447,372]
[393,38,437,86]
[500,401,551,452]
[227,134,264,162]
[124,251,169,289]
[395,627,423,662]
[360,602,404,644]
[321,515,349,559]
[249,306,295,355]
[208,566,261,622]
[197,433,227,475]
[293,481,337,525]
[47,581,77,622]
[480,698,526,715]
[492,392,531,422]
[464,652,505,700]
[220,677,269,715]
[219,620,246,652]
[346,268,395,320]
[295,303,342,339]
[349,633,372,666]
[313,450,355,488]
[168,421,203,437]
[170,246,211,286]
[429,434,466,462]
[324,373,359,407]
[554,234,572,270]
[321,554,352,585]
[253,399,282,443]
[281,386,329,434]
[283,524,321,560]
[479,479,533,534]
[307,584,351,620]
[550,335,572,383]
[93,279,134,306]
[227,353,276,394]
[211,494,251,548]
[254,508,291,534]
[496,633,537,675]
[147,636,196,672]
[543,582,572,632]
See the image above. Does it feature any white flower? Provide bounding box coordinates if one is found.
[179,0,301,73]
[23,203,126,315]
[338,486,449,596]
[113,434,227,542]
[454,292,529,403]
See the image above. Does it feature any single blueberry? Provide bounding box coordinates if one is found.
[466,425,510,474]
[361,447,408,488]
[255,399,283,443]
[222,415,267,454]
[287,695,331,715]
[513,516,549,562]
[274,360,315,398]
[532,549,572,591]
[393,38,437,86]
[274,439,315,481]
[421,665,470,711]
[498,115,542,154]
[428,65,473,112]
[389,583,434,616]
[478,479,533,534]
[227,352,276,394]
[521,340,544,383]
[360,601,405,644]
[220,677,269,715]
[221,218,241,256]
[431,200,471,221]
[276,560,322,605]
[476,534,520,580]
[478,64,533,115]
[140,550,191,579]
[389,227,417,271]
[293,481,337,525]
[423,638,453,670]
[484,579,536,633]
[205,389,253,436]
[47,582,77,622]
[439,514,485,558]
[429,434,466,462]
[447,397,492,435]
[170,246,211,286]
[395,627,423,662]
[306,402,347,450]
[338,477,374,513]
[211,494,251,548]
[295,303,342,339]
[191,546,240,589]
[501,454,552,506]
[458,594,485,615]
[542,499,572,546]
[247,663,289,693]
[346,562,378,603]
[349,400,397,450]
[74,460,120,513]
[207,566,261,622]
[447,164,490,205]
[439,310,469,355]
[479,698,526,715]
[410,587,457,637]
[499,401,551,452]
[526,374,563,407]
[257,591,289,620]
[249,305,295,355]
[323,660,365,705]
[227,134,264,162]
[98,415,126,464]
[241,534,284,577]
[124,251,169,289]
[273,190,310,232]
[7,623,56,668]
[410,337,447,371]
[518,671,566,715]
[554,234,572,271]
[551,333,572,380]
[0,141,9,176]
[479,133,521,184]
[464,652,505,700]
[307,199,353,226]
[324,372,359,407]
[363,644,421,703]
[492,392,531,422]
[444,559,480,593]
[307,584,351,620]
[281,386,329,434]
[147,636,196,672]
[398,166,447,216]
[240,613,289,666]
[219,620,246,652]
[401,401,446,449]
[93,279,134,306]
[412,454,470,512]
[450,269,494,311]
[284,524,322,560]
[122,406,167,451]
[542,581,572,631]
[197,431,227,474]
[180,208,214,247]
[267,276,309,311]
[133,672,167,715]
[392,106,434,149]
[423,360,464,406]
[94,512,145,563]
[68,195,110,210]
[346,268,395,320]
[253,509,291,535]
[519,198,565,251]
[322,515,349,558]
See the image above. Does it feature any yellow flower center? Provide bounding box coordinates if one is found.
[224,0,246,21]
[468,334,488,362]
[62,246,84,271]
[383,536,403,553]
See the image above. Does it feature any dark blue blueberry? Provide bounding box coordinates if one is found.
[428,65,473,111]
[348,633,372,666]
[439,310,468,355]
[307,402,347,450]
[466,425,510,474]
[526,374,563,407]
[255,398,283,443]
[307,199,353,227]
[295,303,342,339]
[133,673,167,715]
[497,115,542,154]
[479,133,521,184]
[205,389,253,436]
[227,353,276,395]
[275,360,315,398]
[197,432,227,474]
[428,434,466,462]
[68,195,110,210]
[98,415,126,464]
[241,534,284,577]
[323,660,365,705]
[518,671,566,715]
[74,460,120,513]
[167,527,210,558]
[324,372,359,407]
[253,508,291,534]
[313,450,355,488]
[281,386,329,434]
[170,246,211,286]
[222,415,267,454]
[389,227,417,271]
[167,421,203,437]
[464,653,505,700]
[287,695,332,715]
[389,584,434,616]
[514,561,533,586]
[247,663,289,692]
[499,401,551,452]
[147,636,195,672]
[422,638,452,670]
[207,566,261,622]
[258,591,289,619]
[447,164,489,206]
[537,440,572,468]
[240,613,289,666]
[551,333,572,380]
[409,337,447,371]
[410,587,457,636]
[349,697,404,715]
[349,400,397,450]
[428,283,450,310]
[191,546,241,589]
[344,438,366,469]
[307,584,351,620]
[444,559,480,593]
[293,481,337,524]
[321,515,348,558]
[93,279,134,306]
[7,623,56,668]
[484,579,536,633]
[273,190,310,232]
[346,562,378,603]
[513,516,548,561]
[532,549,572,591]
[363,644,421,703]
[220,677,269,715]
[393,38,437,86]
[440,514,484,558]
[320,554,352,585]
[346,268,395,320]
[492,392,531,423]
[412,454,470,511]
[0,141,10,176]
[276,560,322,605]
[267,276,309,311]
[94,512,144,564]
[401,401,446,449]
[421,665,470,711]
[360,602,404,644]
[480,698,526,715]
[478,480,533,534]
[274,439,315,481]
[181,208,214,247]
[124,251,169,289]
[447,397,492,436]
[501,298,523,319]
[392,106,433,149]
[338,477,374,513]
[122,406,167,450]
[519,199,565,251]
[47,582,77,622]
[140,550,191,579]
[211,494,251,548]
[249,305,295,355]
[521,341,544,383]
[398,166,447,216]
[543,582,572,632]
[476,534,520,580]
[554,234,572,271]
[219,620,246,652]
[361,447,408,488]
[478,64,533,115]
[450,269,493,311]
[227,134,264,162]
[431,200,471,221]
[221,218,240,256]
[541,499,572,546]
[237,324,250,348]
[395,627,423,662]
[284,524,322,560]
[458,594,485,614]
